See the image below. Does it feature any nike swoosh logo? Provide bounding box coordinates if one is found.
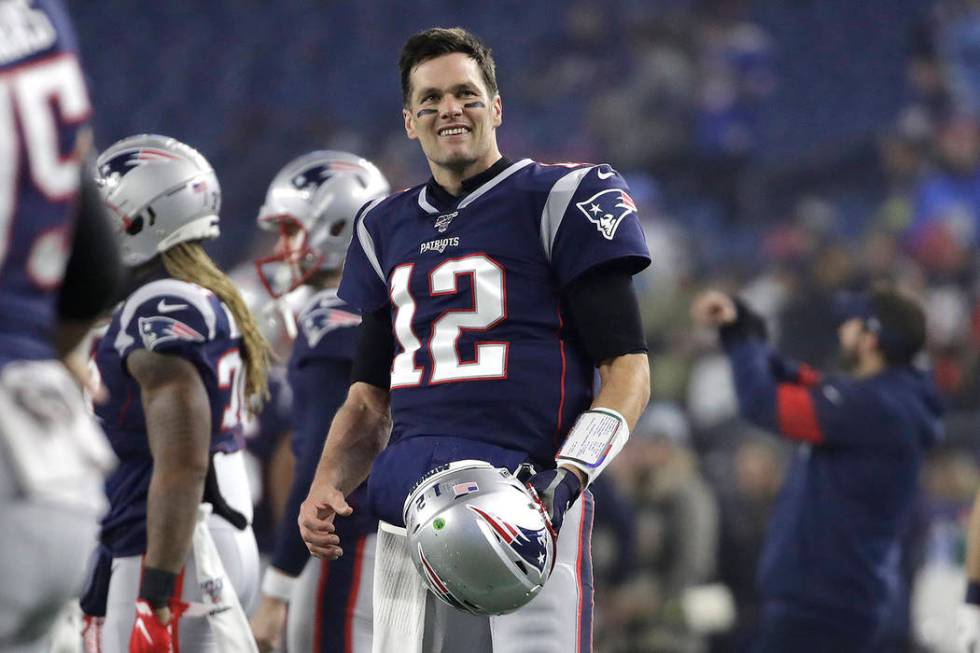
[596,168,615,180]
[157,299,189,313]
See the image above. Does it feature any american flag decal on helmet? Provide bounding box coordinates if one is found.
[138,316,205,350]
[452,481,480,498]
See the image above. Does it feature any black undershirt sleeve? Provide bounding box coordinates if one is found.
[562,262,648,365]
[57,171,122,321]
[351,306,394,390]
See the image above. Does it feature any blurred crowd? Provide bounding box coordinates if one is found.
[584,2,980,652]
[70,0,980,650]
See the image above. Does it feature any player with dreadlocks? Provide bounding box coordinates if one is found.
[83,134,271,652]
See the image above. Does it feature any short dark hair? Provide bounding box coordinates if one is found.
[398,27,498,107]
[869,288,927,366]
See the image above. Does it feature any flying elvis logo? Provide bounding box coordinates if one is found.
[138,316,205,350]
[575,189,637,240]
[301,306,361,346]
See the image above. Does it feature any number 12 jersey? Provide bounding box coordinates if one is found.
[339,158,650,523]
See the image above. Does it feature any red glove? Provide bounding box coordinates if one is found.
[129,599,187,653]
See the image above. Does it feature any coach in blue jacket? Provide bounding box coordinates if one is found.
[692,287,943,653]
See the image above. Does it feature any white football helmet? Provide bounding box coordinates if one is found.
[255,150,389,298]
[403,460,557,616]
[95,134,221,267]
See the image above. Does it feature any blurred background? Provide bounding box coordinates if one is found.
[69,0,980,651]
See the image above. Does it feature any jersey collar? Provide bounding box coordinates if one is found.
[419,157,531,215]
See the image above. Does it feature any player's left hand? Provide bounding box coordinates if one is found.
[691,290,737,329]
[957,603,980,653]
[526,467,582,535]
[250,595,287,653]
[129,599,187,653]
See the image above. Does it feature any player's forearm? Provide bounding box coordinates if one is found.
[145,462,207,572]
[967,489,980,583]
[313,382,391,496]
[594,352,650,430]
[142,385,210,572]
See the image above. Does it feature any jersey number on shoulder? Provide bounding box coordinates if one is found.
[389,254,507,388]
[0,54,90,277]
[217,349,246,429]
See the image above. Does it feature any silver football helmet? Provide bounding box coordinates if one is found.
[95,134,221,267]
[255,150,389,298]
[403,460,557,616]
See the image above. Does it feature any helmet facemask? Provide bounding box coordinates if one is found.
[255,216,325,299]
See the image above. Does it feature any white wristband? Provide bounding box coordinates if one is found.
[261,567,297,603]
[556,407,629,485]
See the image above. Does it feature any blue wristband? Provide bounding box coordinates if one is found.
[966,581,980,606]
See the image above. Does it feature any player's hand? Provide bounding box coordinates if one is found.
[690,290,738,329]
[129,599,186,653]
[62,347,108,404]
[299,484,351,560]
[250,595,288,653]
[957,604,980,653]
[526,467,582,535]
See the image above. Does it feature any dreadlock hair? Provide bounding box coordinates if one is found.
[162,241,272,411]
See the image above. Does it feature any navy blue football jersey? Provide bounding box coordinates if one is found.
[94,278,249,555]
[271,288,371,574]
[338,159,651,524]
[243,365,293,461]
[0,0,92,365]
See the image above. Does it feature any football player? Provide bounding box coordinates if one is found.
[0,1,121,651]
[88,134,271,652]
[299,28,651,652]
[250,151,389,653]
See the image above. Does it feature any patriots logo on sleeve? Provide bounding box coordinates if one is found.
[137,316,205,350]
[301,307,361,347]
[575,188,637,240]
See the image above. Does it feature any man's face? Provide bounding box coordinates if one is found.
[403,53,502,173]
[838,318,868,372]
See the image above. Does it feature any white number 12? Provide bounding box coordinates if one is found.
[389,254,508,388]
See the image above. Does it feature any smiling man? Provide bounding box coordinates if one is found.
[298,27,651,652]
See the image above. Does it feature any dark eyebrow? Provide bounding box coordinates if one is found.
[415,83,481,102]
[415,86,441,101]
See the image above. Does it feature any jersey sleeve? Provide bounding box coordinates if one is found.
[724,338,903,451]
[112,280,222,369]
[544,165,651,287]
[338,200,389,312]
[296,305,361,364]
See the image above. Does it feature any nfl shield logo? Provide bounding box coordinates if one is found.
[434,211,458,233]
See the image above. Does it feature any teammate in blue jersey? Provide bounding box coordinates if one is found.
[692,288,942,653]
[0,2,121,651]
[298,28,651,652]
[88,134,273,652]
[249,151,390,653]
